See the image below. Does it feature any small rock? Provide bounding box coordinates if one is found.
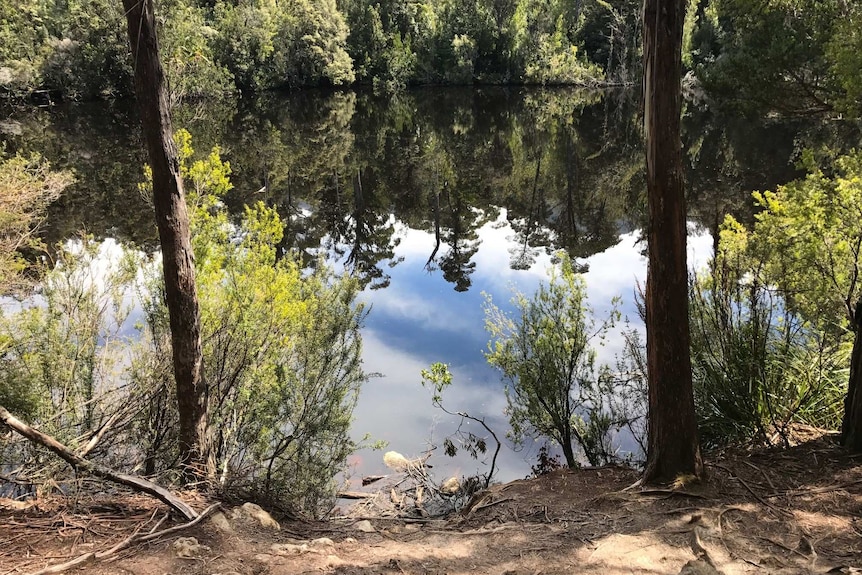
[173,537,210,558]
[343,537,357,544]
[353,519,376,533]
[240,502,281,531]
[440,476,460,495]
[209,511,233,533]
[311,537,335,547]
[326,555,346,567]
[389,524,420,535]
[254,554,274,564]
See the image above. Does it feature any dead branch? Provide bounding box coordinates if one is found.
[77,410,123,458]
[764,478,862,498]
[362,475,388,486]
[26,553,96,575]
[0,405,197,521]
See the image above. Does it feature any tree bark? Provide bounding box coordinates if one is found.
[641,0,702,483]
[0,405,197,521]
[841,301,862,449]
[122,0,209,482]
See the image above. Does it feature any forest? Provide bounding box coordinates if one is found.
[0,0,857,110]
[1,0,862,550]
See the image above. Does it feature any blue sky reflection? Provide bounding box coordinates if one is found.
[346,211,713,486]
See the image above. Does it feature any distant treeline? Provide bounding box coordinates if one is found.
[1,0,859,115]
[0,0,641,100]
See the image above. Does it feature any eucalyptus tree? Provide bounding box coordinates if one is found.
[642,0,702,483]
[122,0,209,482]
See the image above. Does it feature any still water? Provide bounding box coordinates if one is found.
[1,86,840,483]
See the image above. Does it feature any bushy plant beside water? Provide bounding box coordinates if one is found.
[0,239,143,486]
[134,130,368,516]
[483,253,642,468]
[687,152,862,448]
[0,131,367,517]
[689,249,846,449]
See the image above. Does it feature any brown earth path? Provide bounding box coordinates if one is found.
[2,433,861,575]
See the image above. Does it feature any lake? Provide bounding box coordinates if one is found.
[1,86,847,486]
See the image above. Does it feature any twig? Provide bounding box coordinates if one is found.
[26,553,96,575]
[765,478,862,498]
[741,460,776,492]
[472,497,512,513]
[24,503,221,575]
[710,463,790,517]
[637,489,709,500]
[77,411,123,458]
[756,536,811,559]
[148,511,170,534]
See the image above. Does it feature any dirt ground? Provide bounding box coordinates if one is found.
[3,431,862,575]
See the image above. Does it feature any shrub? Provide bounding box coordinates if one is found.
[483,253,639,467]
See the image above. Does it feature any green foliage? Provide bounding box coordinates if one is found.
[692,151,862,447]
[136,130,368,516]
[483,252,631,467]
[210,0,279,91]
[420,362,501,488]
[0,153,72,292]
[0,0,646,98]
[0,238,139,463]
[689,256,845,448]
[37,0,132,100]
[827,7,862,115]
[523,19,604,86]
[739,151,862,331]
[692,0,860,114]
[159,3,235,104]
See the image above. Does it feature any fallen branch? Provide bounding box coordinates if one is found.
[26,553,95,575]
[765,478,862,498]
[0,405,197,521]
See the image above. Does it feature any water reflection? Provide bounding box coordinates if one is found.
[3,86,848,483]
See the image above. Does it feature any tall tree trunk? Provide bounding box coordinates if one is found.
[122,0,210,483]
[841,301,862,449]
[641,0,702,483]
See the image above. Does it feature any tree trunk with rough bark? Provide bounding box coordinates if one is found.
[122,0,210,482]
[841,301,862,450]
[641,0,702,483]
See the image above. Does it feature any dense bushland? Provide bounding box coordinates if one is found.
[0,0,637,99]
[0,133,368,517]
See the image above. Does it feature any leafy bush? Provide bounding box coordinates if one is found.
[133,130,368,516]
[690,260,845,448]
[689,206,850,448]
[484,253,640,467]
[0,238,141,483]
[0,153,72,292]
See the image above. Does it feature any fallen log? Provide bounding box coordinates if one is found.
[0,404,197,521]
